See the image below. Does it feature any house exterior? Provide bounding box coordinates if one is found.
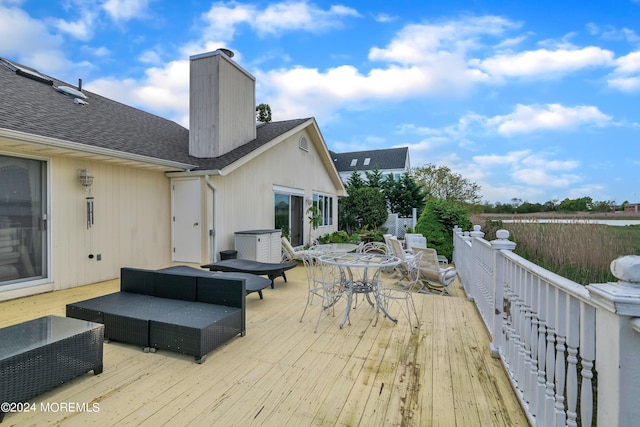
[331,147,410,183]
[0,50,345,301]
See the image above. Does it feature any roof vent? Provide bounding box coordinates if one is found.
[299,136,309,152]
[218,48,234,58]
[56,85,87,99]
[74,98,88,105]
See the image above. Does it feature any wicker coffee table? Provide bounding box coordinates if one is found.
[0,315,104,422]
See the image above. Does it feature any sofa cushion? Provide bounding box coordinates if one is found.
[120,267,155,295]
[153,270,197,301]
[196,276,245,308]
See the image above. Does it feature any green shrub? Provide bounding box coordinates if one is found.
[318,231,361,244]
[415,198,471,261]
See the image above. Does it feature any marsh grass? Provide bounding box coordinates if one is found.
[470,216,640,285]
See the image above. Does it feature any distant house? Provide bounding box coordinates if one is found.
[0,51,345,301]
[331,147,410,183]
[624,203,640,213]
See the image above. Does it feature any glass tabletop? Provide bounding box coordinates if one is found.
[318,252,400,268]
[0,315,102,361]
[314,243,359,254]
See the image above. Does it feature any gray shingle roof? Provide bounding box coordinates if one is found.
[330,147,409,173]
[0,58,308,171]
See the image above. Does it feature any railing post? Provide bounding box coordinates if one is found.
[587,255,640,427]
[489,229,516,358]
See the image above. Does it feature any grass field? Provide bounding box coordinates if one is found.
[470,214,640,285]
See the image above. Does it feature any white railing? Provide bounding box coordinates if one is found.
[453,225,640,427]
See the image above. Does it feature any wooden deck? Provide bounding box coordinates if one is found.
[0,265,527,426]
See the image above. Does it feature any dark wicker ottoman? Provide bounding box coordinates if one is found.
[67,293,191,348]
[149,302,243,364]
[0,315,104,423]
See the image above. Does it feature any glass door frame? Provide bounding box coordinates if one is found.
[273,186,305,247]
[0,151,51,291]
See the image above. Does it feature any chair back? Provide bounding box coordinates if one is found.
[281,237,296,260]
[405,233,427,251]
[388,237,408,261]
[383,234,394,250]
[357,241,388,254]
[411,247,440,270]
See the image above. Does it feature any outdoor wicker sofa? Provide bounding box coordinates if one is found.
[66,266,246,363]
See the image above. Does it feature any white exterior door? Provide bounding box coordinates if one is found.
[172,178,201,262]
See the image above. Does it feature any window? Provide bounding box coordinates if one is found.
[312,193,334,227]
[364,158,371,166]
[350,159,357,167]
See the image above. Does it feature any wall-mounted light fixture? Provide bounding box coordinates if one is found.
[305,197,313,206]
[77,168,94,189]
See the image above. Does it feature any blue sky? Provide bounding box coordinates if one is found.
[1,0,639,205]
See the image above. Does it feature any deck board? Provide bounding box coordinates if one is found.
[0,265,527,426]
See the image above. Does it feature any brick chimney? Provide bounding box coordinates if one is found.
[189,50,256,158]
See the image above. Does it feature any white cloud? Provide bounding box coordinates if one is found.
[473,150,531,166]
[255,2,359,34]
[607,51,640,92]
[50,15,96,41]
[89,59,190,126]
[613,51,640,74]
[0,5,73,74]
[373,13,396,23]
[468,150,583,202]
[477,182,545,204]
[102,0,152,22]
[199,1,359,41]
[512,168,581,187]
[486,104,612,136]
[139,49,162,64]
[470,46,614,80]
[369,16,519,65]
[82,46,111,57]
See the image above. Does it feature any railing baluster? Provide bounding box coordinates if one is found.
[520,272,530,401]
[580,302,596,427]
[536,279,548,422]
[545,284,557,426]
[528,276,540,416]
[554,291,568,426]
[565,295,580,427]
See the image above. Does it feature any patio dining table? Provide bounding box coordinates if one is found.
[318,252,401,328]
[313,243,359,254]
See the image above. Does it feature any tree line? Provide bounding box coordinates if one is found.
[336,162,627,260]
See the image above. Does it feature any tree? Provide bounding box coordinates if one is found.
[364,166,385,188]
[338,186,388,234]
[414,198,471,261]
[381,172,426,217]
[412,164,481,204]
[557,197,593,212]
[346,170,366,189]
[256,103,272,123]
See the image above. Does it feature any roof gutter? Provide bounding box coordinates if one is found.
[0,127,196,171]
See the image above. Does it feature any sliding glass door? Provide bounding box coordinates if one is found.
[0,154,48,286]
[274,192,304,246]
